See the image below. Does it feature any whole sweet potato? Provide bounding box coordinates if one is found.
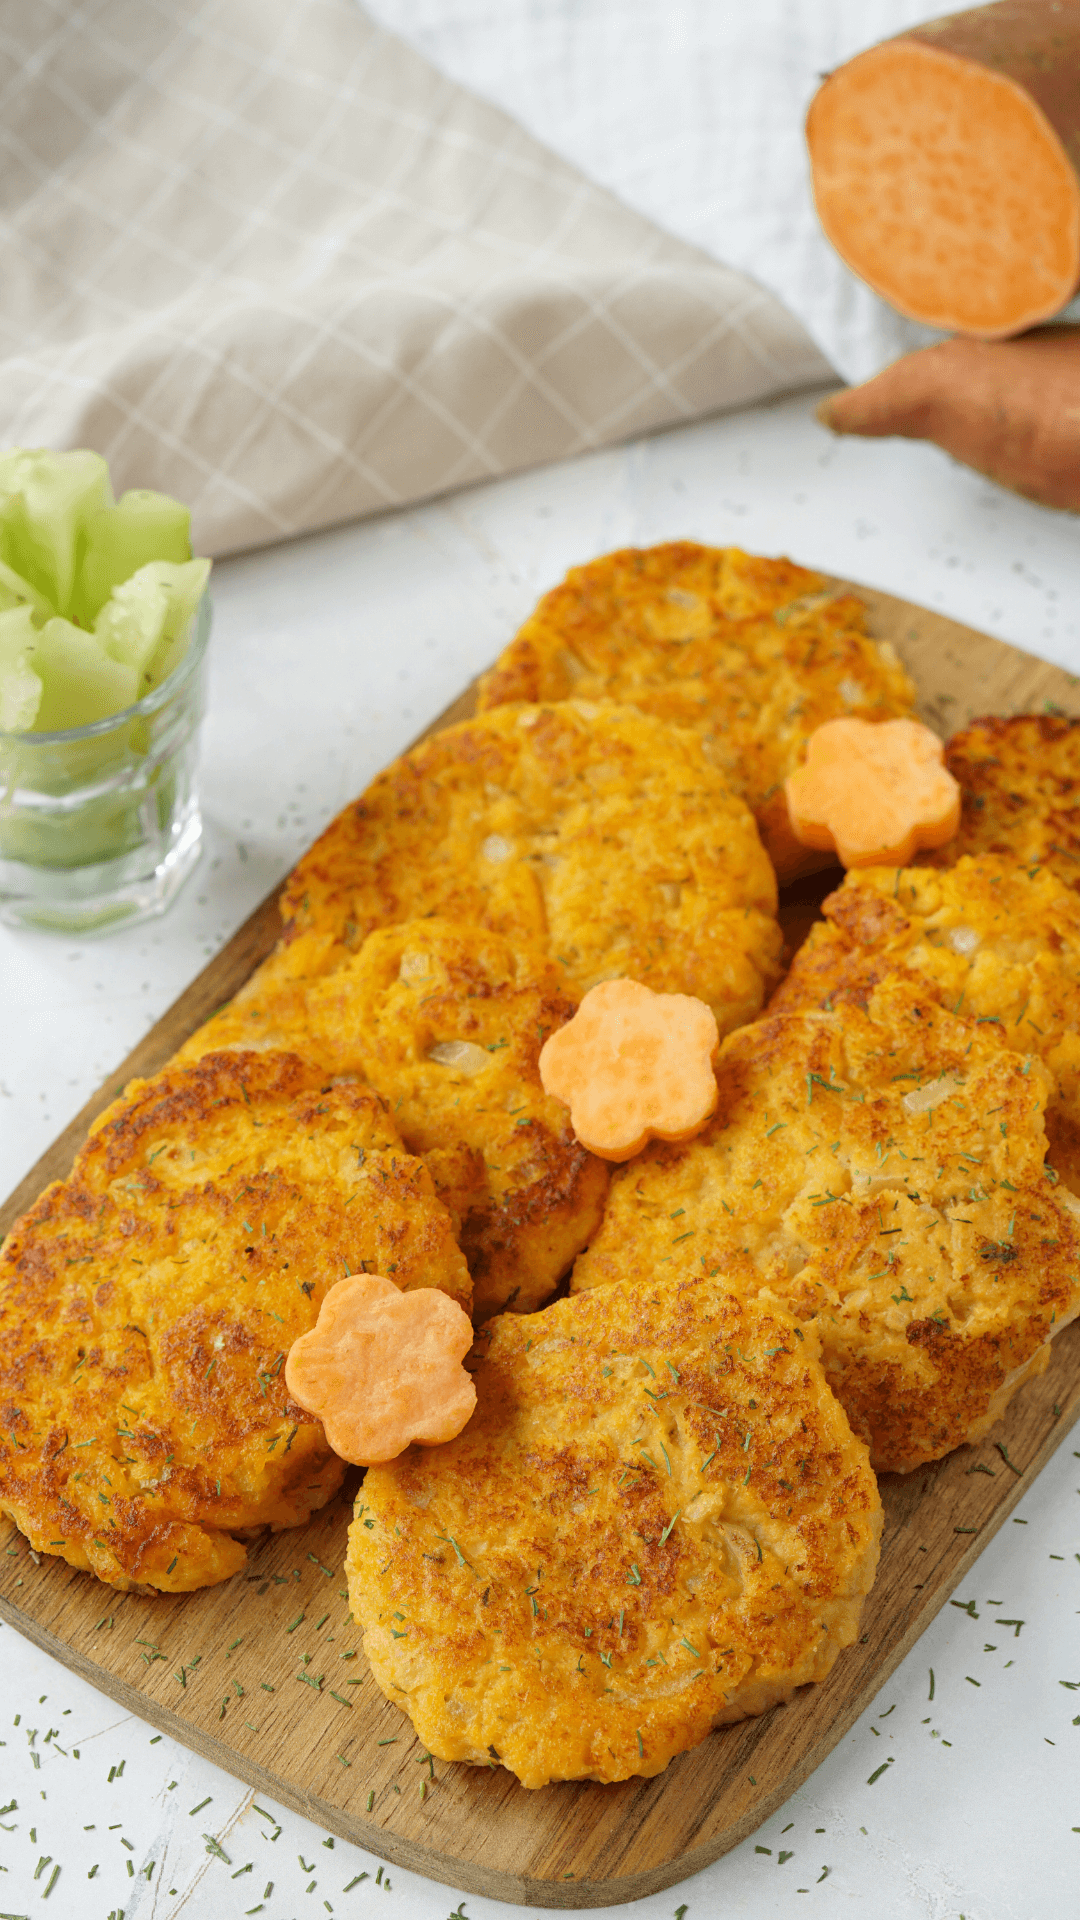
[817,327,1080,512]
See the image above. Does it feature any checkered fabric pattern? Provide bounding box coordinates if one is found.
[0,0,830,557]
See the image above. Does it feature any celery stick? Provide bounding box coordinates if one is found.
[123,558,210,691]
[77,490,191,625]
[0,557,53,622]
[31,618,138,731]
[0,451,210,730]
[0,449,112,620]
[0,605,43,731]
[95,572,172,687]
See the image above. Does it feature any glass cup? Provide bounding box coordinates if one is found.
[0,595,211,934]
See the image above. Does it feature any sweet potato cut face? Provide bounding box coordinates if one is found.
[539,978,718,1161]
[785,717,960,868]
[808,39,1080,337]
[285,1275,476,1465]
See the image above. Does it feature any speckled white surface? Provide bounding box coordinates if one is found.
[3,392,1080,1916]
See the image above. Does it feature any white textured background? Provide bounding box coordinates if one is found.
[3,394,1080,1916]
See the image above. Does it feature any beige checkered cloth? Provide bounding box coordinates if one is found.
[0,0,831,557]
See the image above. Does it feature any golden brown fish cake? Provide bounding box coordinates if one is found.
[254,700,783,1033]
[0,1051,471,1593]
[309,921,610,1320]
[174,971,316,1067]
[475,543,917,881]
[347,1274,881,1789]
[178,921,609,1321]
[571,976,1080,1472]
[769,857,1080,1195]
[174,966,490,1271]
[917,713,1080,888]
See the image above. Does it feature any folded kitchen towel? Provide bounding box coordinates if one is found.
[0,0,830,558]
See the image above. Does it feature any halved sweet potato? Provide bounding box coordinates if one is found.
[807,3,1080,337]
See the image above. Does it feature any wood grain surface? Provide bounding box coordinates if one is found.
[2,582,1079,1908]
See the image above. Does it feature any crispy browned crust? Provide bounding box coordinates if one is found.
[477,543,829,707]
[178,921,609,1320]
[348,1275,881,1788]
[313,925,610,1319]
[771,856,1080,1195]
[572,976,1080,1473]
[474,543,917,881]
[0,1051,470,1593]
[247,700,783,1036]
[919,713,1080,887]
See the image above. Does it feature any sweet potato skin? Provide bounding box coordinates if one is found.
[817,328,1080,513]
[909,1,1080,145]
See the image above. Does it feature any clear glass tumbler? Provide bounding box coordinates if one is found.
[0,595,211,934]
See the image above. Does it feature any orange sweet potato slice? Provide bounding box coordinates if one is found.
[538,978,719,1163]
[807,7,1080,338]
[284,1275,476,1465]
[785,717,960,870]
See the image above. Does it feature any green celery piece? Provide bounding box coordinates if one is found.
[127,558,210,692]
[76,489,192,626]
[94,570,172,690]
[31,617,138,731]
[0,605,43,731]
[0,557,54,621]
[0,449,112,620]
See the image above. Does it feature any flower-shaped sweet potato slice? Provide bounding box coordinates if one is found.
[538,978,718,1162]
[284,1275,476,1465]
[785,716,960,868]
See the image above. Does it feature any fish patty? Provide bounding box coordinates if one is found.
[255,701,782,1034]
[918,713,1080,889]
[475,543,916,881]
[181,920,609,1320]
[348,1273,881,1788]
[0,1050,470,1592]
[769,856,1080,1195]
[572,976,1080,1473]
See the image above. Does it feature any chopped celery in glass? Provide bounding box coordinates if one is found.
[0,447,211,732]
[0,449,213,932]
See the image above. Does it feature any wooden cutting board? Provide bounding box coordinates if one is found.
[2,581,1080,1909]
